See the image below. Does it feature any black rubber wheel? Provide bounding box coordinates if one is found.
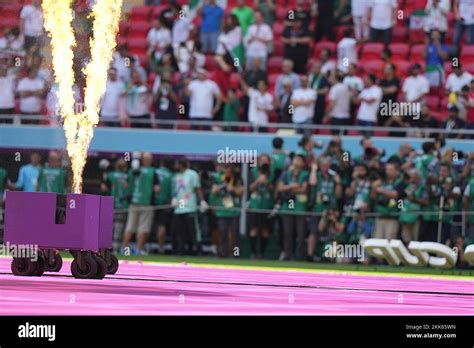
[31,256,46,276]
[92,255,107,279]
[106,254,119,275]
[71,255,98,279]
[45,252,63,272]
[11,257,36,276]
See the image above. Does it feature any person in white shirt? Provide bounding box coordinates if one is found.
[147,18,172,60]
[0,65,17,124]
[326,71,352,134]
[20,0,44,52]
[319,49,336,79]
[185,68,222,130]
[351,0,368,41]
[454,0,474,46]
[0,27,25,57]
[100,67,125,127]
[343,63,364,93]
[243,10,273,70]
[17,67,45,124]
[446,64,473,95]
[291,75,316,135]
[367,0,397,45]
[172,6,193,48]
[424,0,451,41]
[402,64,430,103]
[240,75,273,130]
[124,70,152,128]
[337,28,358,73]
[354,73,383,134]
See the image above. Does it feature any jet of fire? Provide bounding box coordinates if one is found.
[42,0,123,193]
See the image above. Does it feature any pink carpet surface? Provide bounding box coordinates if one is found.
[0,258,472,315]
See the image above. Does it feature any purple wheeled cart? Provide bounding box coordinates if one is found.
[4,191,119,279]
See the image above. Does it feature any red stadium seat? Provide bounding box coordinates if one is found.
[363,59,384,76]
[425,95,440,111]
[393,60,411,77]
[273,22,285,39]
[444,61,453,76]
[204,55,218,71]
[128,21,152,39]
[465,63,474,74]
[409,29,426,44]
[129,6,151,22]
[273,41,284,57]
[392,26,408,43]
[268,57,284,74]
[410,44,425,61]
[361,43,384,60]
[314,41,337,58]
[128,38,148,54]
[389,43,409,60]
[276,8,287,21]
[230,73,240,89]
[151,5,168,20]
[119,22,129,36]
[461,45,474,63]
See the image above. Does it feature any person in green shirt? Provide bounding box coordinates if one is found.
[153,157,174,254]
[248,153,275,258]
[414,141,439,180]
[307,157,342,261]
[37,151,68,194]
[277,154,309,261]
[422,162,461,243]
[371,162,405,240]
[101,158,130,251]
[400,169,429,244]
[231,0,254,35]
[271,137,288,180]
[122,152,159,255]
[211,164,243,257]
[223,88,240,131]
[463,177,474,241]
[171,159,207,255]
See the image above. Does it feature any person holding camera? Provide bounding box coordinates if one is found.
[277,154,309,261]
[463,174,474,241]
[248,154,275,259]
[318,209,345,261]
[399,169,429,244]
[101,158,130,251]
[212,164,243,257]
[371,162,404,240]
[307,157,342,261]
[122,152,160,255]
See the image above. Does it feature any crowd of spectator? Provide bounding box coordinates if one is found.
[0,134,473,267]
[0,0,474,136]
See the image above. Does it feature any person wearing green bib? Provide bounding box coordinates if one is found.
[277,154,309,261]
[211,164,243,257]
[171,159,207,255]
[414,141,439,180]
[37,151,68,194]
[371,162,405,240]
[307,158,342,261]
[101,158,130,251]
[463,176,474,241]
[122,153,160,255]
[153,158,174,254]
[400,169,429,244]
[248,154,274,258]
[271,137,288,180]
